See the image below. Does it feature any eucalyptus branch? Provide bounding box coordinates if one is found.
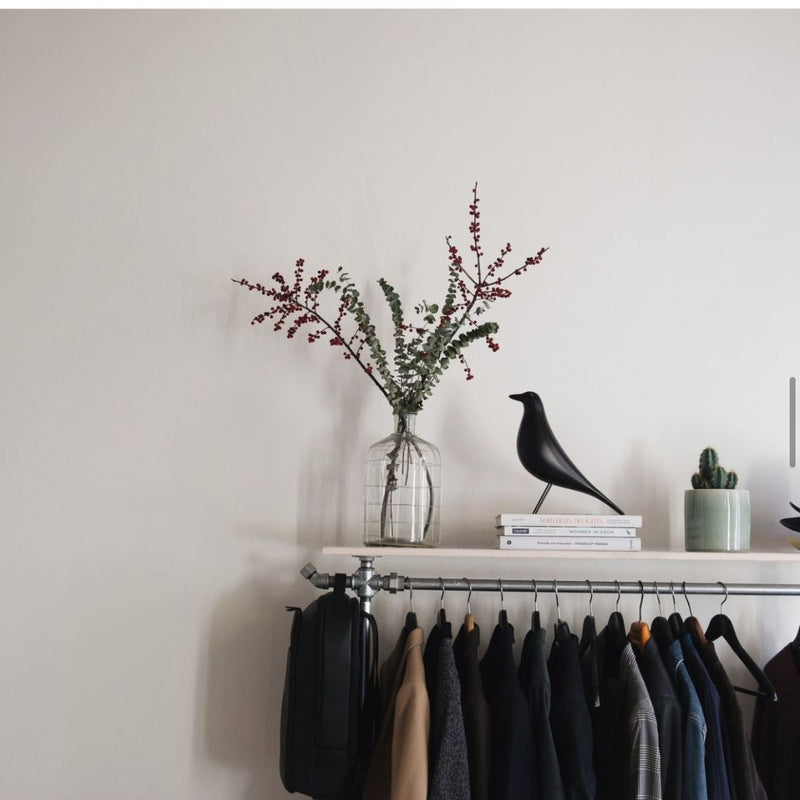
[233,184,548,417]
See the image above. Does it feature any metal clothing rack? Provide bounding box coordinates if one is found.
[303,555,800,705]
[301,555,800,617]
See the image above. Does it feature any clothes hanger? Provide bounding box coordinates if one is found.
[404,580,418,632]
[530,578,542,632]
[650,581,674,653]
[704,582,777,701]
[553,579,571,642]
[579,579,596,655]
[437,578,452,639]
[792,622,800,653]
[498,579,509,628]
[579,579,600,708]
[464,578,475,633]
[791,620,800,672]
[603,579,628,674]
[606,579,627,651]
[629,580,651,651]
[668,580,685,640]
[683,581,708,648]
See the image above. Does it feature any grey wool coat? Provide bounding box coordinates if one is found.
[428,634,471,800]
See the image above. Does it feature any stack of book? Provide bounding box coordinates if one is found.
[496,513,643,551]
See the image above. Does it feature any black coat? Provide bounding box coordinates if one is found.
[454,622,491,800]
[479,621,534,800]
[635,637,683,800]
[548,626,596,800]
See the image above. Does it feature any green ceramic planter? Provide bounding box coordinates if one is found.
[684,489,751,552]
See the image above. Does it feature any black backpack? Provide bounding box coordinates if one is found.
[280,574,377,799]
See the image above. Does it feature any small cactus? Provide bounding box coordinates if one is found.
[691,447,739,489]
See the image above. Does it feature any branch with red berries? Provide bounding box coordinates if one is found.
[233,183,548,418]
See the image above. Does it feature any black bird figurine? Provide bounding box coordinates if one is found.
[780,501,800,533]
[510,391,625,515]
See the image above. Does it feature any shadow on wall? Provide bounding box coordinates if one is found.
[612,439,671,548]
[748,454,793,548]
[298,364,370,548]
[196,564,302,799]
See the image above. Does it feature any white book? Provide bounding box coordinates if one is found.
[496,513,643,528]
[498,535,642,551]
[499,526,638,538]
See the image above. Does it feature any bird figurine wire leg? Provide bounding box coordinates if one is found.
[510,391,625,515]
[532,483,552,514]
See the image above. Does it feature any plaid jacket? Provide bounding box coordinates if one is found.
[620,643,663,800]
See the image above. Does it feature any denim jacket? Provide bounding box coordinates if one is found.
[665,638,708,800]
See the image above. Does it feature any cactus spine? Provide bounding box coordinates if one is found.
[691,447,739,489]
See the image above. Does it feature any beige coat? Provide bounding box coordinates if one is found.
[363,627,430,800]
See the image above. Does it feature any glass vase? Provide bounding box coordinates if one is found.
[363,414,441,547]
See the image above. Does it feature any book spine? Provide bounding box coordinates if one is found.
[496,514,643,528]
[500,526,638,537]
[498,536,642,551]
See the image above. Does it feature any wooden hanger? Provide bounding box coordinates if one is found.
[464,579,474,633]
[629,581,651,651]
[704,582,777,702]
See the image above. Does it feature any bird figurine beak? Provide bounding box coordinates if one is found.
[509,393,525,402]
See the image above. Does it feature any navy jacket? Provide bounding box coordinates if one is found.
[479,620,534,800]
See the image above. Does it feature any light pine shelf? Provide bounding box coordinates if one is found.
[321,546,800,562]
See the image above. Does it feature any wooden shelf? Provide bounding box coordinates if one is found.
[321,546,800,562]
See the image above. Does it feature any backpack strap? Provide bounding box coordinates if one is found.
[333,572,347,594]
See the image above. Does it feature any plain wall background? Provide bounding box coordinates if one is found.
[2,10,800,799]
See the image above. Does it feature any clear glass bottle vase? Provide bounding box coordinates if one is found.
[363,414,441,547]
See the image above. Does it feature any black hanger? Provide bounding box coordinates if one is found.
[704,582,777,702]
[579,580,600,708]
[792,623,800,654]
[531,579,542,632]
[605,580,627,661]
[650,581,675,652]
[404,580,418,632]
[667,580,685,640]
[498,579,509,627]
[791,624,800,672]
[553,580,571,642]
[437,579,452,639]
[579,579,596,655]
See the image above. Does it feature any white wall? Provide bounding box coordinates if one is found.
[2,9,800,799]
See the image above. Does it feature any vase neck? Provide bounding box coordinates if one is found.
[394,413,417,436]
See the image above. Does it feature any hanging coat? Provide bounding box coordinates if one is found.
[454,623,491,800]
[752,643,800,800]
[698,639,767,800]
[363,627,429,800]
[519,626,566,800]
[663,638,708,800]
[634,637,683,800]
[548,627,595,800]
[680,633,732,800]
[427,631,471,800]
[479,621,534,800]
[594,633,662,800]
